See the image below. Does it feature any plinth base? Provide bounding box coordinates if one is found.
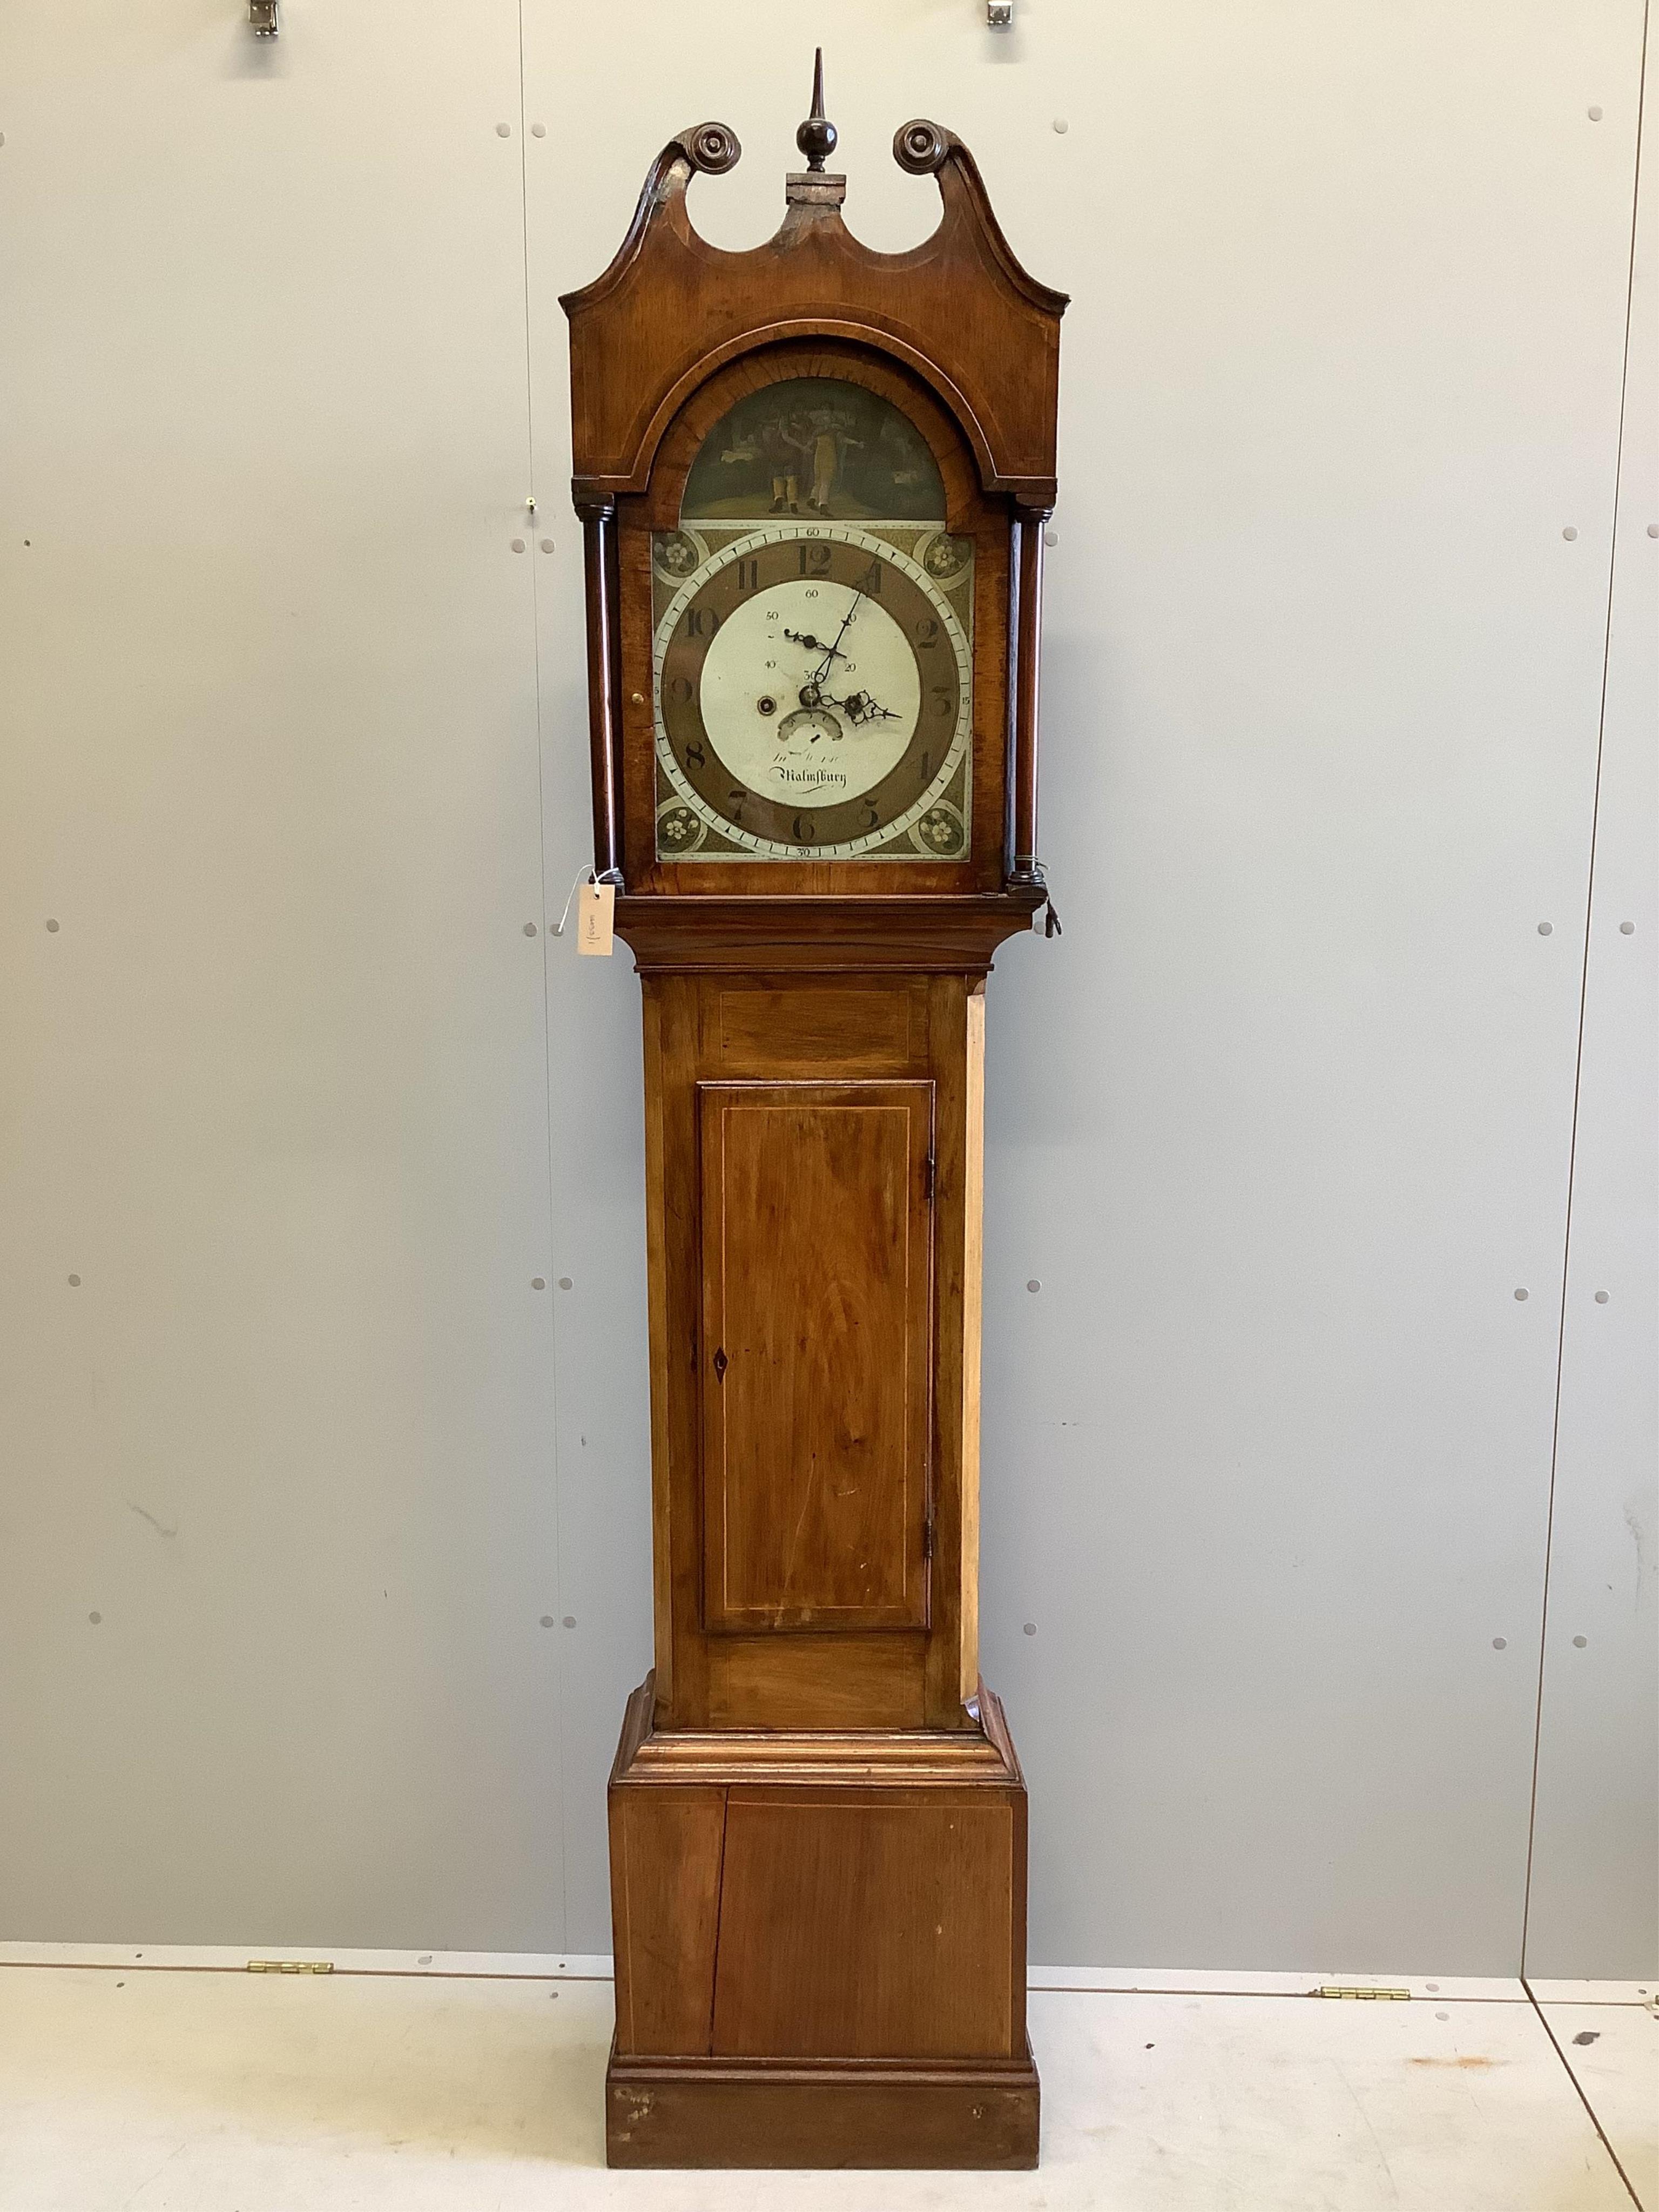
[606,2040,1041,2169]
[605,1677,1037,2169]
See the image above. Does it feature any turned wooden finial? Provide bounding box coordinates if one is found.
[795,49,837,173]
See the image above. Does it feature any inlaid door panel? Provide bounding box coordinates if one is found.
[698,1081,934,1633]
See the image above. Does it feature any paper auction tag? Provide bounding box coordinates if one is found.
[576,880,615,956]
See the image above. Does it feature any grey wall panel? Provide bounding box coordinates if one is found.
[0,2,564,1947]
[975,0,1649,1968]
[1524,21,1658,1980]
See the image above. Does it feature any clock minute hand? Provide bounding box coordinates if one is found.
[811,588,863,685]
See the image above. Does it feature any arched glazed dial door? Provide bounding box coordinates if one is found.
[651,377,976,863]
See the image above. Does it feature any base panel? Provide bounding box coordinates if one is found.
[606,2041,1042,2169]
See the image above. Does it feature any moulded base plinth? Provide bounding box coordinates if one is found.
[606,2040,1041,2169]
[604,1676,1038,2169]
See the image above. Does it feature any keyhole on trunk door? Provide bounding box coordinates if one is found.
[713,1347,727,1380]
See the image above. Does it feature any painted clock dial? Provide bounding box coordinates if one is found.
[654,527,972,860]
[651,375,975,863]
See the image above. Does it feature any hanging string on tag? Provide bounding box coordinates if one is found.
[552,865,594,938]
[551,865,623,935]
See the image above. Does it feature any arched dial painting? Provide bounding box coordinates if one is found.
[652,377,976,863]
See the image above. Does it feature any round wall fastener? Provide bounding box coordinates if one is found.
[1573,1634,1588,1648]
[562,1615,576,1629]
[88,1611,102,1624]
[1588,105,1604,120]
[1594,1290,1609,1303]
[1620,921,1636,933]
[45,918,59,932]
[1043,528,1058,547]
[1492,1636,1507,1649]
[1023,1621,1037,1636]
[523,921,537,936]
[630,691,645,706]
[1648,524,1659,538]
[557,1277,572,1291]
[539,1614,554,1628]
[68,1274,80,1287]
[1562,526,1578,540]
[531,123,546,138]
[531,1277,546,1290]
[510,538,525,553]
[1514,1287,1529,1300]
[1052,118,1069,134]
[495,122,512,138]
[1537,920,1553,935]
[540,538,555,554]
[1026,1278,1041,1292]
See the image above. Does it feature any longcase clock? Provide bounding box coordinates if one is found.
[562,61,1065,2171]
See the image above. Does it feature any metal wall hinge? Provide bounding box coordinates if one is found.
[248,1,280,36]
[248,1959,333,1974]
[1316,1984,1410,2001]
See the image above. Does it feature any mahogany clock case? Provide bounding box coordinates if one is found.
[563,84,1065,2171]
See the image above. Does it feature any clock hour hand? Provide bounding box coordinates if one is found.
[821,687,899,726]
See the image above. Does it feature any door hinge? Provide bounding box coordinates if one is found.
[712,1346,727,1381]
[922,1512,935,1560]
[248,1959,333,1974]
[924,1148,936,1201]
[1315,1985,1410,2001]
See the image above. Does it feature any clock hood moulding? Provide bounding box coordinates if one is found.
[559,116,1068,512]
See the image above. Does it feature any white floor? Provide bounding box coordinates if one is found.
[0,1947,1653,2210]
